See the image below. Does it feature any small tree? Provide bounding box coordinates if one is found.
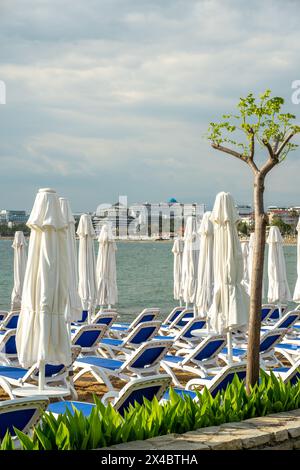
[270,216,292,236]
[237,220,250,237]
[207,90,300,391]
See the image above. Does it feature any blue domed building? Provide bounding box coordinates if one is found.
[168,197,178,204]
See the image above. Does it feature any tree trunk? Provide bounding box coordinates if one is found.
[246,173,267,392]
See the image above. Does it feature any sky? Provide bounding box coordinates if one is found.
[0,0,300,213]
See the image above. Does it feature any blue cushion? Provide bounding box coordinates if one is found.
[76,356,123,370]
[273,367,289,373]
[100,338,123,346]
[0,366,27,380]
[130,347,167,368]
[163,355,183,364]
[48,401,95,417]
[154,335,175,341]
[163,388,197,400]
[0,408,36,439]
[221,347,246,357]
[276,343,300,351]
[193,339,225,361]
[110,326,128,332]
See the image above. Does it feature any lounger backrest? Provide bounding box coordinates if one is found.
[92,311,118,328]
[0,329,17,357]
[130,308,160,330]
[179,318,206,339]
[32,346,82,379]
[125,321,161,346]
[164,306,185,325]
[189,335,226,363]
[125,340,172,371]
[259,328,288,353]
[209,364,247,398]
[269,305,287,321]
[0,396,49,440]
[1,312,19,330]
[114,374,172,417]
[274,310,299,330]
[282,359,300,385]
[261,305,275,322]
[169,309,194,329]
[75,310,88,324]
[0,311,8,323]
[72,325,107,348]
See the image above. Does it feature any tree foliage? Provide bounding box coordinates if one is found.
[207,89,300,165]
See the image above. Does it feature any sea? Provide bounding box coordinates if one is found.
[0,240,298,321]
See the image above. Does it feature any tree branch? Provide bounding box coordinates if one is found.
[260,157,279,177]
[249,131,255,160]
[211,143,246,163]
[275,132,295,157]
[212,142,259,173]
[262,139,275,160]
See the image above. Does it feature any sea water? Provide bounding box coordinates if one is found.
[0,240,297,321]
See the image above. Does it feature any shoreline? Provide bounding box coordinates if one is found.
[0,236,297,245]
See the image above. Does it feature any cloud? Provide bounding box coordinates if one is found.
[0,0,299,211]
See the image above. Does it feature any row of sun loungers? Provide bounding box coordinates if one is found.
[1,304,300,443]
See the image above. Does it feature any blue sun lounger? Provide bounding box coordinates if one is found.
[109,308,160,336]
[0,397,48,442]
[71,324,108,355]
[155,317,206,350]
[0,329,18,365]
[267,359,300,385]
[73,340,172,390]
[161,334,226,387]
[164,363,247,400]
[98,321,161,358]
[220,328,288,368]
[47,374,172,417]
[0,346,81,399]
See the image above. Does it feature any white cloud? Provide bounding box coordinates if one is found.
[0,0,299,210]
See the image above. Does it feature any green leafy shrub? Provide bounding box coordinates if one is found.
[1,371,300,450]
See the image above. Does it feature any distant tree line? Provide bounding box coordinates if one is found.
[0,223,30,237]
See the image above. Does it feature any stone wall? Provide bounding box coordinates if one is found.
[105,409,300,450]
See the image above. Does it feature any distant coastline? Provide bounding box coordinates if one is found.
[0,236,297,245]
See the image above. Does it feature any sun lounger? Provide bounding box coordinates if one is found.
[109,308,160,336]
[159,309,194,334]
[160,334,226,386]
[0,346,81,399]
[155,317,206,349]
[0,312,19,331]
[0,329,18,365]
[71,324,108,355]
[0,396,49,441]
[220,329,288,368]
[261,310,299,333]
[98,321,161,358]
[47,374,172,417]
[73,340,172,390]
[267,359,300,385]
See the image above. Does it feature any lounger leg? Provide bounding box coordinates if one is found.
[0,377,14,399]
[160,362,182,388]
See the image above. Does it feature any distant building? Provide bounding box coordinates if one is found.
[93,198,205,239]
[236,204,254,228]
[267,206,298,229]
[93,202,138,237]
[0,210,28,225]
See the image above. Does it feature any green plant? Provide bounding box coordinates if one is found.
[270,216,293,236]
[1,372,300,450]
